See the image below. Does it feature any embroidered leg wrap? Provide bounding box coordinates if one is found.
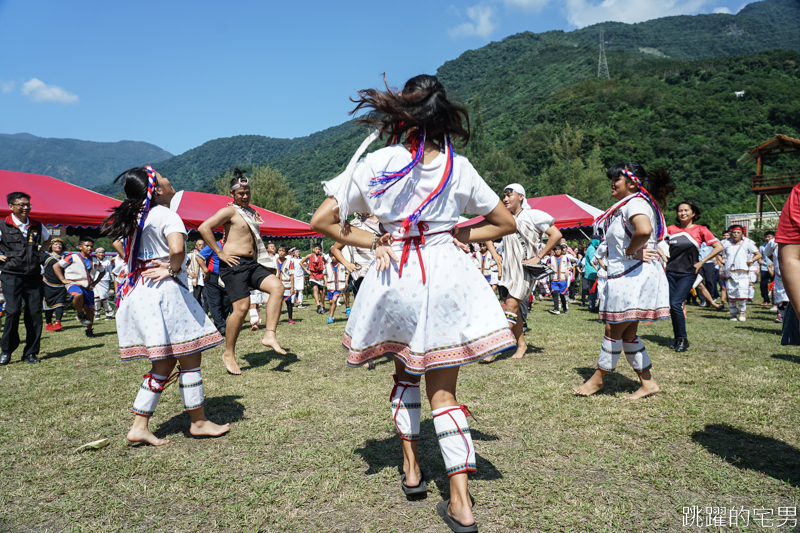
[597,336,622,372]
[179,367,204,411]
[622,336,652,374]
[132,372,174,417]
[249,308,259,325]
[729,301,740,317]
[433,405,476,477]
[504,311,517,326]
[739,300,747,314]
[390,375,420,441]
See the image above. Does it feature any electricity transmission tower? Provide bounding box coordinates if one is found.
[598,30,610,79]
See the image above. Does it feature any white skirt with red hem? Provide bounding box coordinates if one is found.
[598,259,669,324]
[342,234,515,375]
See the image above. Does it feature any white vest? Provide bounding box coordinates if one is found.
[325,263,346,292]
[64,254,99,288]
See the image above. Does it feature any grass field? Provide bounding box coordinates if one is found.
[0,296,798,532]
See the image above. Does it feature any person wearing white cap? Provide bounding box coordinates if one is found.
[483,183,561,362]
[93,247,115,320]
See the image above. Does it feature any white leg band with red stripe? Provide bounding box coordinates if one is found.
[179,367,204,411]
[391,375,420,441]
[132,372,167,417]
[432,405,476,477]
[597,336,622,372]
[623,337,652,374]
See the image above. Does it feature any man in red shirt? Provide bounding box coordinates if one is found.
[776,182,800,344]
[301,244,327,314]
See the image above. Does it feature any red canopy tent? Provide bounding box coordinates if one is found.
[0,169,121,229]
[171,190,321,239]
[457,194,603,231]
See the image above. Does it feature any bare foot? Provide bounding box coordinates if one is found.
[261,331,286,355]
[126,427,169,446]
[624,381,660,400]
[573,371,605,396]
[511,344,527,359]
[479,354,495,364]
[403,466,423,488]
[189,419,231,437]
[448,498,475,528]
[250,322,259,331]
[222,351,242,375]
[363,361,375,370]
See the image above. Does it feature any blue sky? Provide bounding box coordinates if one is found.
[1,0,750,155]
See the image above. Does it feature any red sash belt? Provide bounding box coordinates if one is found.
[395,225,451,284]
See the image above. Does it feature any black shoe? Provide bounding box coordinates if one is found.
[22,354,40,364]
[0,352,10,365]
[674,338,690,352]
[669,339,677,350]
[85,329,97,338]
[317,306,324,314]
[76,312,92,327]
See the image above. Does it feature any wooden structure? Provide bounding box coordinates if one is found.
[742,134,800,221]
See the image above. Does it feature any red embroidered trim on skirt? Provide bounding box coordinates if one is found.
[120,331,224,362]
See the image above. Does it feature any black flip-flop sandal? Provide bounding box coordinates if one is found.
[400,470,427,497]
[437,500,478,532]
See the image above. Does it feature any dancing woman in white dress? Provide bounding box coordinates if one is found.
[312,75,516,533]
[573,162,674,400]
[103,166,229,446]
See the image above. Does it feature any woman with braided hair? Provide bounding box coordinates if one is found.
[573,162,673,400]
[102,166,229,446]
[312,74,517,533]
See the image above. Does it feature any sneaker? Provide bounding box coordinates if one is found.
[85,329,97,338]
[761,302,770,306]
[770,306,778,311]
[346,307,351,317]
[327,317,335,324]
[76,312,92,327]
[775,316,783,323]
[288,319,296,325]
[53,321,63,332]
[297,305,307,309]
[317,306,324,315]
[699,301,707,307]
[548,309,560,315]
[738,315,746,322]
[730,317,739,321]
[45,323,54,331]
[104,316,113,320]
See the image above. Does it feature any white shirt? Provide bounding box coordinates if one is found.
[324,145,499,239]
[291,257,305,279]
[137,205,187,262]
[95,258,113,282]
[722,239,758,274]
[604,197,658,277]
[0,213,50,241]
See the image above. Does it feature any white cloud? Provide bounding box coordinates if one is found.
[449,5,498,38]
[713,6,731,13]
[564,0,712,28]
[1,80,15,94]
[20,78,79,105]
[503,0,552,12]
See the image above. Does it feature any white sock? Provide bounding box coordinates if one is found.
[179,367,204,411]
[132,372,167,417]
[390,375,421,441]
[597,336,622,372]
[623,336,652,373]
[432,405,476,477]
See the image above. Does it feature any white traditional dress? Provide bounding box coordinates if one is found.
[762,240,787,304]
[722,239,758,301]
[116,205,224,362]
[597,196,669,323]
[324,141,515,374]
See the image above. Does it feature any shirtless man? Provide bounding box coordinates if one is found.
[198,171,286,375]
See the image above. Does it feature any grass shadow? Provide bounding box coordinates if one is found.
[353,419,503,485]
[772,353,800,365]
[740,326,781,335]
[639,334,673,348]
[574,366,640,395]
[154,394,245,439]
[243,350,299,373]
[41,343,103,360]
[691,424,800,488]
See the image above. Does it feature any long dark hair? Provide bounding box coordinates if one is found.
[350,74,470,148]
[101,167,154,240]
[606,162,676,206]
[675,201,701,223]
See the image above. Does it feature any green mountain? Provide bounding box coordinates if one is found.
[0,134,173,189]
[89,0,800,235]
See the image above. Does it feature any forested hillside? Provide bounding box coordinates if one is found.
[0,134,172,189]
[83,0,800,234]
